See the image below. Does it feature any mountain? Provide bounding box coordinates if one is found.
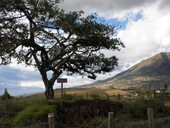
[84,52,170,89]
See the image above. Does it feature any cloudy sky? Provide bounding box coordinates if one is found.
[1,0,170,96]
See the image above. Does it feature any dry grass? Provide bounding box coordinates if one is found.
[104,89,128,96]
[26,87,129,100]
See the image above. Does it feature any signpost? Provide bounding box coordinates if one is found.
[57,78,67,109]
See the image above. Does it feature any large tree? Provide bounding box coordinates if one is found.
[0,0,124,99]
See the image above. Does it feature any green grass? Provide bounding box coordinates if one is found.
[0,98,57,128]
[110,115,170,128]
[1,88,170,128]
[13,103,56,127]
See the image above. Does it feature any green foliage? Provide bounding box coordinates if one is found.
[122,99,169,119]
[87,116,106,128]
[90,93,101,100]
[0,118,12,128]
[73,95,84,101]
[0,99,24,118]
[57,99,123,127]
[13,104,56,127]
[111,114,147,128]
[63,93,74,101]
[0,98,59,127]
[111,114,170,128]
[1,88,11,100]
[0,99,24,127]
[1,96,170,128]
[0,0,123,99]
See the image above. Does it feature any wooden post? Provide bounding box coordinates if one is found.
[48,113,55,128]
[106,94,109,100]
[153,90,156,98]
[117,94,121,101]
[108,112,114,128]
[57,78,67,109]
[148,108,154,128]
[60,82,64,109]
[74,93,76,97]
[86,92,89,99]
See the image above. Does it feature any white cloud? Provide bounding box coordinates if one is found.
[53,70,121,88]
[2,0,170,95]
[20,80,44,88]
[116,1,170,68]
[9,59,36,72]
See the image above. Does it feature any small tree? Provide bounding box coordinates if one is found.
[162,83,168,97]
[0,0,124,99]
[164,83,168,91]
[1,88,11,100]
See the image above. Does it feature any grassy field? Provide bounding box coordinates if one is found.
[27,87,128,100]
[1,87,170,128]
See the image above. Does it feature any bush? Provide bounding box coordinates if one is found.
[90,94,101,100]
[0,118,13,128]
[63,93,74,101]
[1,89,11,100]
[0,99,24,118]
[87,116,106,128]
[0,99,25,128]
[13,104,56,128]
[57,99,123,127]
[122,99,169,119]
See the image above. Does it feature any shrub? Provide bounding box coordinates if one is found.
[87,116,106,128]
[0,99,25,128]
[57,99,123,127]
[13,104,56,128]
[90,94,101,100]
[63,93,74,101]
[1,88,11,100]
[122,99,169,119]
[0,99,24,118]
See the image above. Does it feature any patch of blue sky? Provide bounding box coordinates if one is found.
[133,11,143,21]
[96,11,143,30]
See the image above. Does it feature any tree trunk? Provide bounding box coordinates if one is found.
[45,83,54,99]
[40,70,61,99]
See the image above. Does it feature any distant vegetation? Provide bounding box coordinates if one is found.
[0,88,12,100]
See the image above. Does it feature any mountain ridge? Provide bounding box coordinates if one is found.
[83,52,170,89]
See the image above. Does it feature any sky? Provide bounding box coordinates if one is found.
[1,0,170,96]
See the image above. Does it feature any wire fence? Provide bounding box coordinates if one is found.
[18,118,170,128]
[9,115,170,128]
[23,117,108,128]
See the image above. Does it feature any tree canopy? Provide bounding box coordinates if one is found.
[0,0,124,99]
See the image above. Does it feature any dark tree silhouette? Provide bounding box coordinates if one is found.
[0,0,124,99]
[1,88,11,100]
[164,83,168,91]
